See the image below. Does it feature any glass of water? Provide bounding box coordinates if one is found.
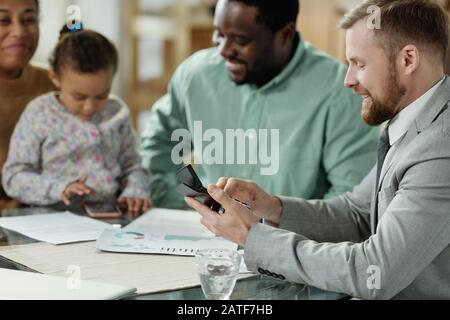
[196,249,242,300]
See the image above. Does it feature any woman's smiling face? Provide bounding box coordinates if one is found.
[0,0,39,78]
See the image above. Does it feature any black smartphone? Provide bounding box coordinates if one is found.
[84,202,123,219]
[175,165,225,214]
[46,194,85,215]
[58,195,123,219]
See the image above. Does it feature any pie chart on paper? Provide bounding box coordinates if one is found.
[115,231,145,240]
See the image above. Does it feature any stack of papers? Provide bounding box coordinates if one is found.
[0,212,110,245]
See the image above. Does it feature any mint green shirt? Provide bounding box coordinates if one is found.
[141,37,378,208]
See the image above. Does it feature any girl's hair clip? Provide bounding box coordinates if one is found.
[69,21,84,33]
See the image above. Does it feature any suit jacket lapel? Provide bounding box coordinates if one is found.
[372,76,450,234]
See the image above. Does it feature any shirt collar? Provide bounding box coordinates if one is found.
[388,76,445,146]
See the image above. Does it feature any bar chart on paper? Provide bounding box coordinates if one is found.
[96,209,238,256]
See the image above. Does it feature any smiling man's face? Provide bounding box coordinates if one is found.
[213,0,283,87]
[0,0,39,78]
[344,19,406,126]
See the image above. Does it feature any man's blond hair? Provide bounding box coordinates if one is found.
[339,0,449,65]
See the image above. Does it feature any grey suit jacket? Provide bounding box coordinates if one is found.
[244,77,450,300]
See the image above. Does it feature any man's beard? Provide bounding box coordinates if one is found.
[230,69,264,86]
[362,63,406,126]
[229,58,275,87]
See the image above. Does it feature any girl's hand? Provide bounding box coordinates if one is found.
[117,197,152,218]
[62,176,95,205]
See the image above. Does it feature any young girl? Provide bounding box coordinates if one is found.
[2,25,151,216]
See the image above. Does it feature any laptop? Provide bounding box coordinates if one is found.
[0,269,137,300]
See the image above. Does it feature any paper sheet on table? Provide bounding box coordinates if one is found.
[0,242,255,295]
[96,208,238,256]
[0,212,110,245]
[0,268,137,300]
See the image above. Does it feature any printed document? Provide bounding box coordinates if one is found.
[96,208,238,256]
[0,212,110,245]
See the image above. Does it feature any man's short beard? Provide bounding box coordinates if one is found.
[362,62,406,126]
[229,59,275,87]
[229,70,261,86]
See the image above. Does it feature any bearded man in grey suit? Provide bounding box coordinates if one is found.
[187,0,450,300]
